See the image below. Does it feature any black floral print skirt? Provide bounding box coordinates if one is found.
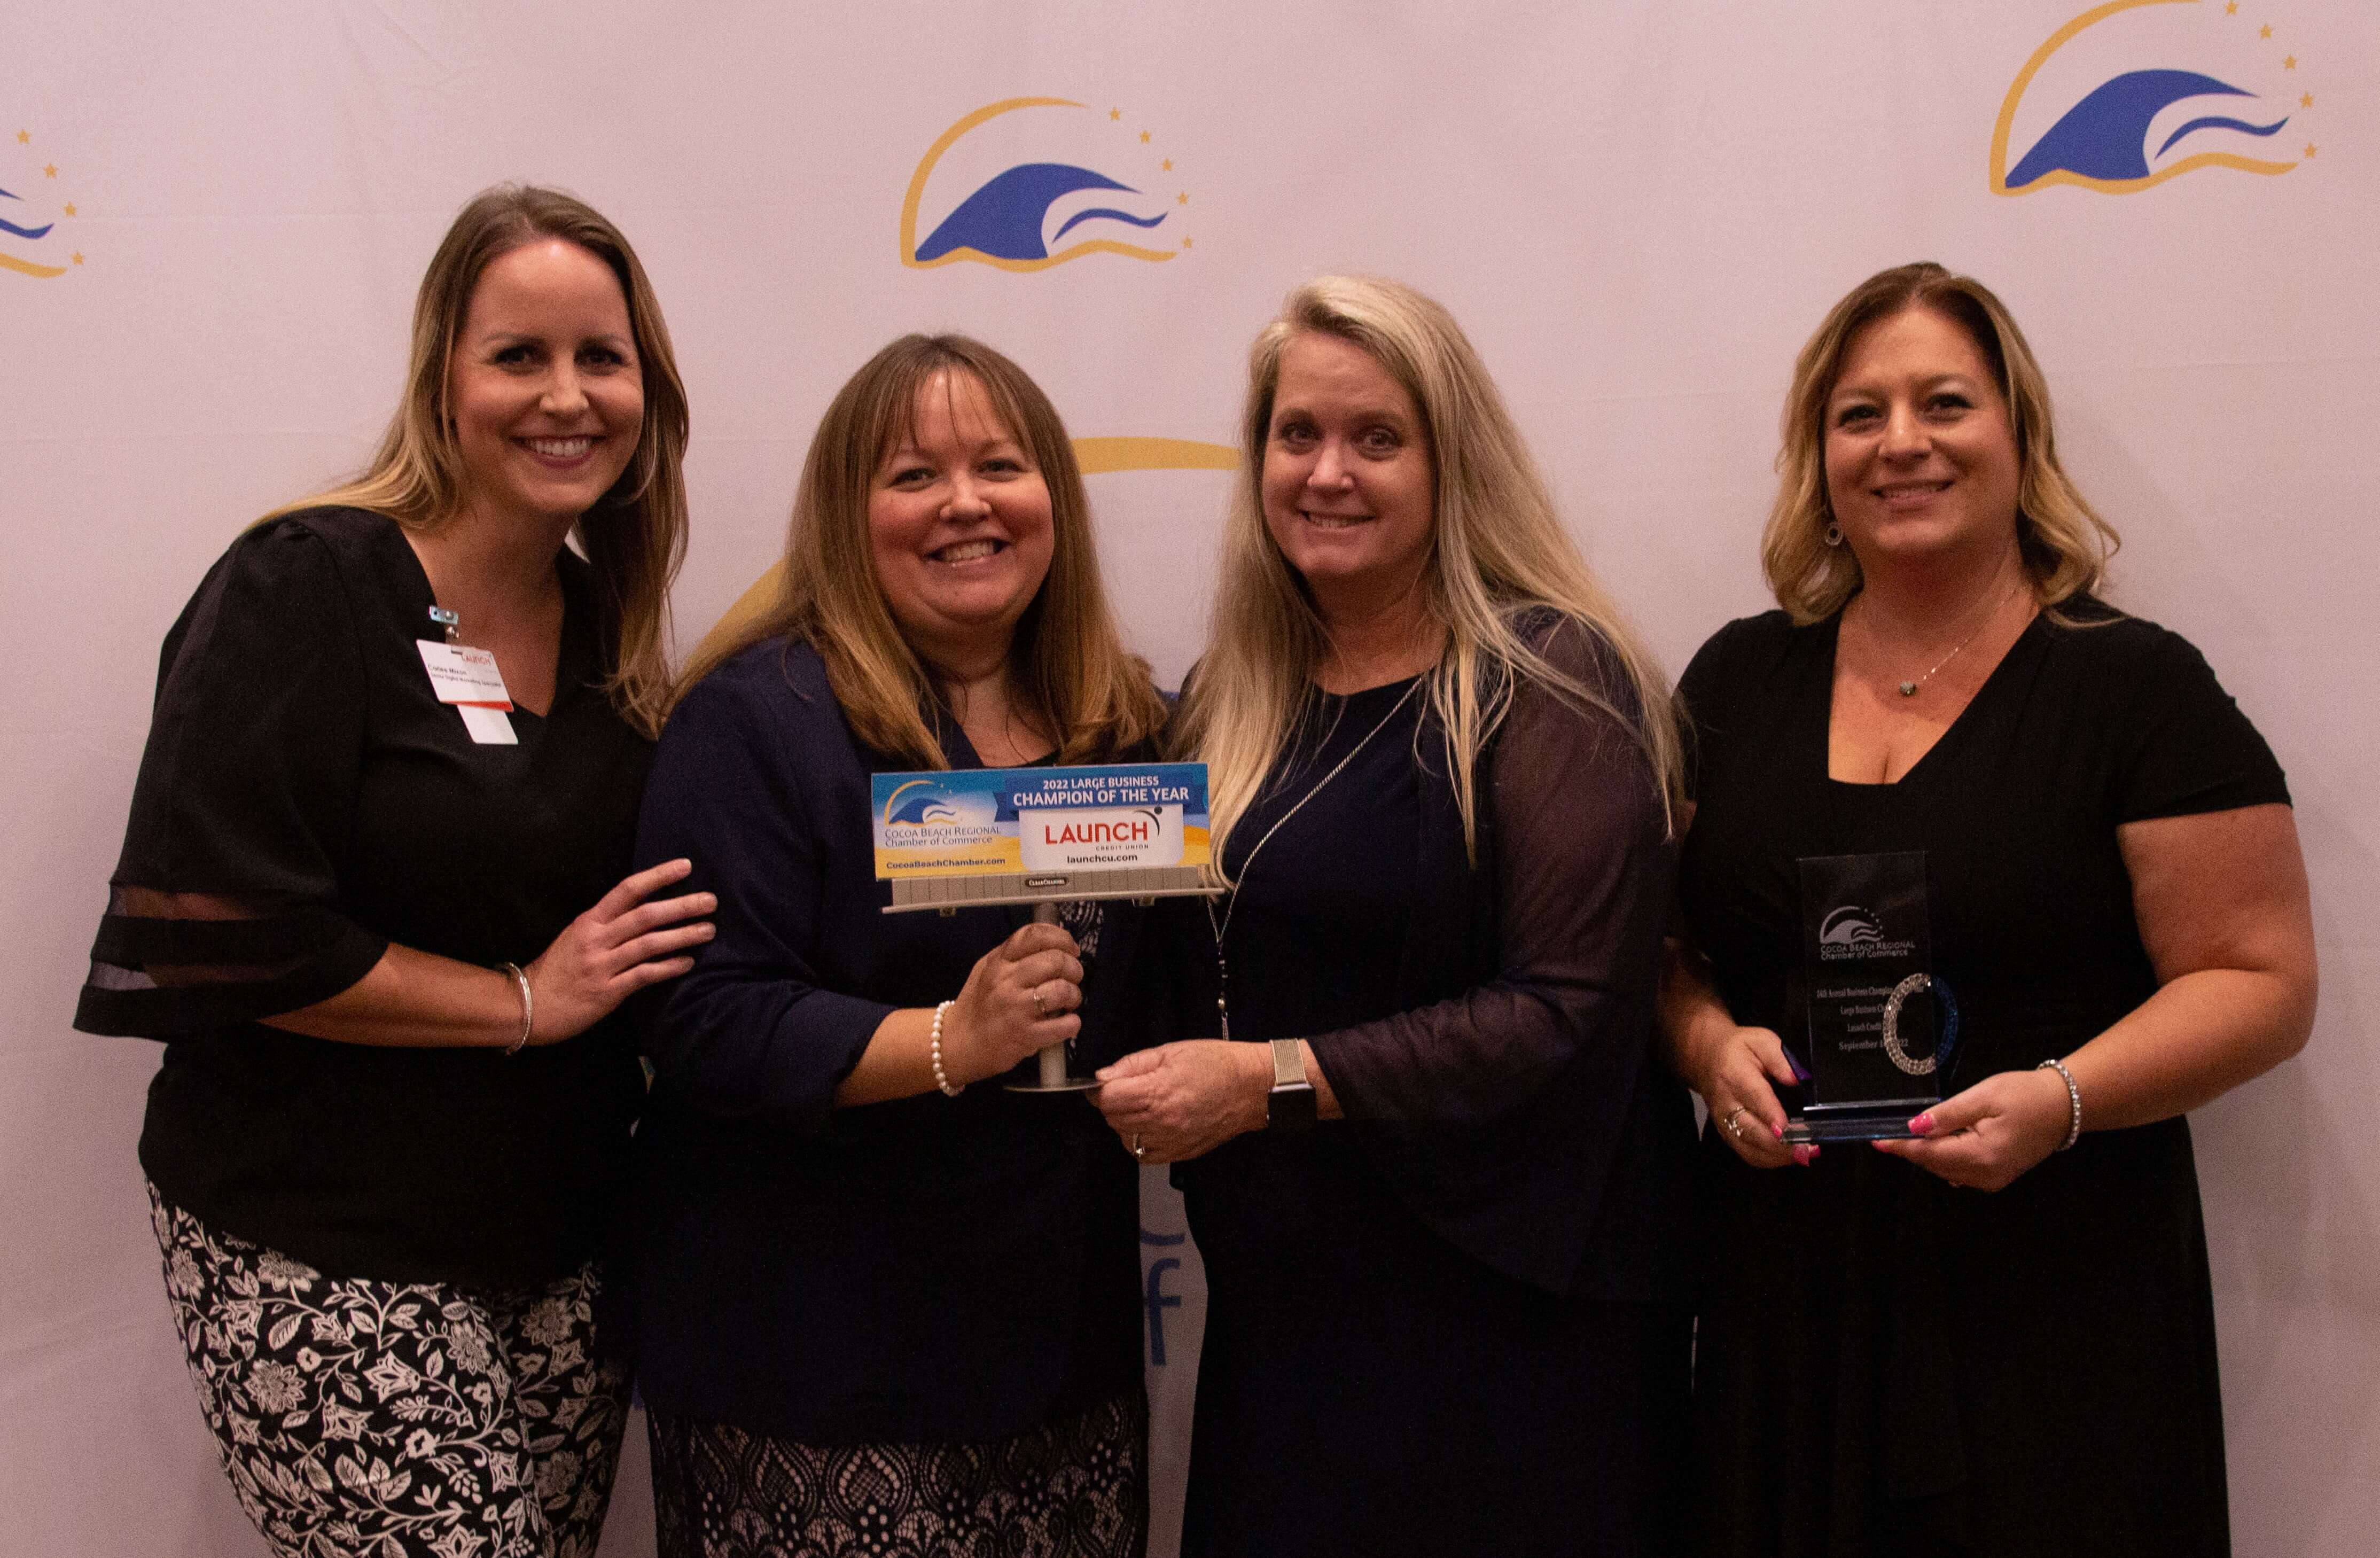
[149,1184,630,1558]
[646,1392,1148,1558]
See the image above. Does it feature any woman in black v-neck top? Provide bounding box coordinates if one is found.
[1666,264,2315,1557]
[74,188,710,1558]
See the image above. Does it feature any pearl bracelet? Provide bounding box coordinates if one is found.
[2036,1056,2082,1150]
[498,962,534,1056]
[929,1000,963,1097]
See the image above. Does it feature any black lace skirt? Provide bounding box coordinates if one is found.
[647,1392,1147,1558]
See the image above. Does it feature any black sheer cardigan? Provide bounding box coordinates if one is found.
[1166,617,1699,1300]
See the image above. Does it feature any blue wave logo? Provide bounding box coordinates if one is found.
[884,780,964,827]
[1992,0,2320,196]
[900,97,1191,271]
[2,129,84,279]
[1820,907,1886,949]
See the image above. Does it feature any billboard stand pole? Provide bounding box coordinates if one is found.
[1008,900,1101,1093]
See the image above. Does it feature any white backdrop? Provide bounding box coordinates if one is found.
[4,3,2375,1554]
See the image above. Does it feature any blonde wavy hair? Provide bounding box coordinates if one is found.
[1764,261,2120,623]
[679,334,1166,768]
[1176,275,1684,870]
[283,184,690,737]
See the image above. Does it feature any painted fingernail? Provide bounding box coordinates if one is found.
[1910,1112,1935,1135]
[1791,1146,1813,1166]
[1771,1122,1786,1140]
[1786,1052,1811,1082]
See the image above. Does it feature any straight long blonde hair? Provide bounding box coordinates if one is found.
[679,334,1166,766]
[284,184,690,736]
[1763,261,2119,623]
[1176,276,1683,870]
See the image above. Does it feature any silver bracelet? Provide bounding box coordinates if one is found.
[499,962,534,1055]
[2036,1056,2082,1150]
[929,1000,963,1096]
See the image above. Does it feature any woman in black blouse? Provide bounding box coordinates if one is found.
[1093,276,1698,1554]
[74,185,712,1558]
[629,334,1169,1557]
[1665,262,2317,1556]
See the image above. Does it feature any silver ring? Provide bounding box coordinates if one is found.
[1131,1133,1146,1162]
[1722,1106,1746,1140]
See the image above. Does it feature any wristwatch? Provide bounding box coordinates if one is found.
[1266,1038,1317,1132]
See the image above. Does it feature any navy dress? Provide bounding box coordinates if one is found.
[1679,601,2290,1558]
[629,636,1151,1557]
[1175,624,1698,1556]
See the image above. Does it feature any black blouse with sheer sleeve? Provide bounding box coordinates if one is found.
[74,507,651,1290]
[1176,616,1699,1300]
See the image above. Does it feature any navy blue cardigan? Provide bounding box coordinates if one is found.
[626,637,1150,1444]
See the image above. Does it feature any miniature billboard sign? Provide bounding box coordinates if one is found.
[870,762,1215,914]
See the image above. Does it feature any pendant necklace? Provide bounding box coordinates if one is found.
[1204,676,1423,1040]
[1880,579,2022,698]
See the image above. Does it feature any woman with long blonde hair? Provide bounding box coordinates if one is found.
[1095,277,1699,1554]
[630,334,1165,1557]
[75,184,712,1558]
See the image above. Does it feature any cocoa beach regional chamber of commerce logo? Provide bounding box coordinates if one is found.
[1819,907,1917,961]
[1993,0,2323,195]
[882,780,996,837]
[900,97,1195,271]
[2,128,84,278]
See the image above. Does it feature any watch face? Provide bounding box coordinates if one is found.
[1267,1081,1318,1132]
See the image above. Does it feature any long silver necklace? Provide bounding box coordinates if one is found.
[1204,676,1423,1040]
[1871,579,2022,697]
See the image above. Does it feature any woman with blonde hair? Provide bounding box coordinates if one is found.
[1095,276,1699,1554]
[75,184,714,1557]
[630,334,1166,1557]
[1665,261,2314,1555]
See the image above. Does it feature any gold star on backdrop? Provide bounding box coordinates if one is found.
[2224,1,2237,12]
[2301,93,2314,107]
[2284,54,2297,68]
[1176,191,1189,205]
[1109,108,1120,121]
[63,201,76,216]
[71,252,83,265]
[43,162,57,177]
[2259,23,2272,38]
[13,129,26,144]
[2304,143,2318,158]
[1139,130,1151,143]
[1161,158,1173,172]
[1182,237,1194,251]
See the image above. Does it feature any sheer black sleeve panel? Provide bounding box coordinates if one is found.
[77,521,388,1037]
[1307,620,1674,1123]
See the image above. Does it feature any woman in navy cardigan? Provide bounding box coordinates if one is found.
[628,334,1169,1557]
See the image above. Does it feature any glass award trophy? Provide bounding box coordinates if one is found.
[1783,851,1960,1143]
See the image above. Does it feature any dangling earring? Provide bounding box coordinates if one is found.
[1823,523,1844,548]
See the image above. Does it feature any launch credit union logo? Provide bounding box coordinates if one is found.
[1992,0,2323,195]
[1020,804,1180,873]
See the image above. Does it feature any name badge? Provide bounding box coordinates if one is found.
[415,641,517,745]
